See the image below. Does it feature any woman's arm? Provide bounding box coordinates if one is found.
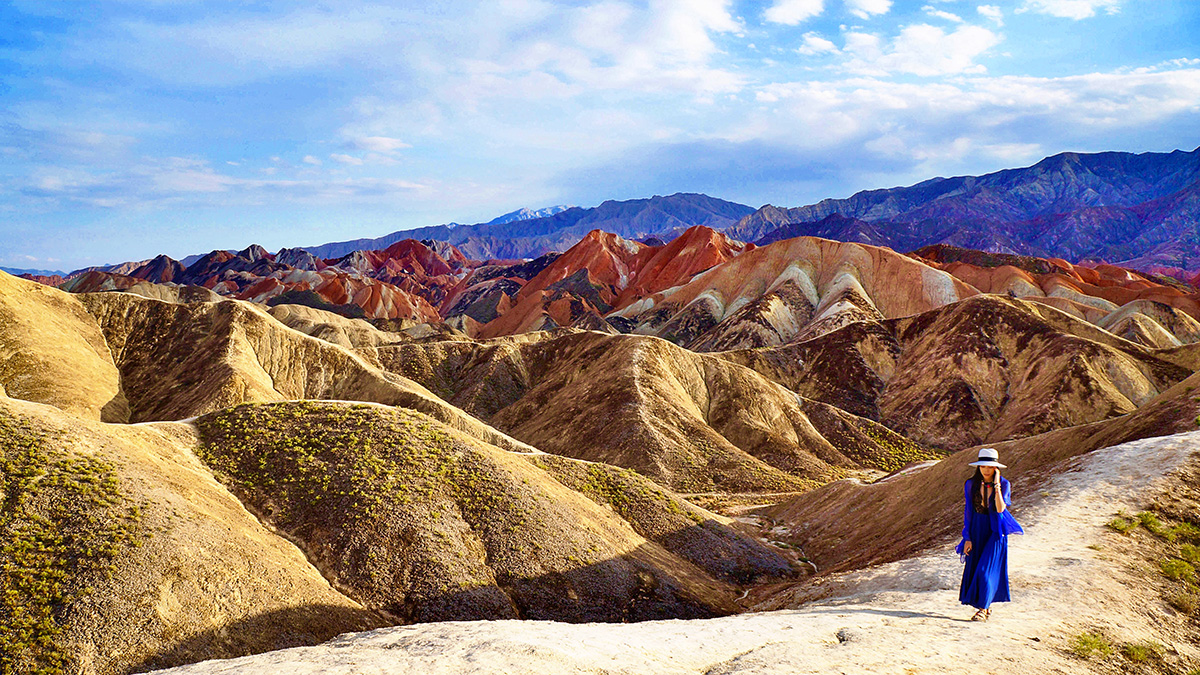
[994,474,1007,513]
[958,481,973,556]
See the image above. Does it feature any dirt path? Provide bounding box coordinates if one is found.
[153,430,1200,675]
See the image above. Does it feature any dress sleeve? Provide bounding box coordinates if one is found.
[998,477,1024,535]
[955,481,971,555]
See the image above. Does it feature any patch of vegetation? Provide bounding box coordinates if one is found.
[196,401,464,525]
[0,415,144,675]
[1108,516,1136,534]
[1121,640,1165,663]
[1160,559,1196,582]
[1070,631,1114,659]
[857,421,938,474]
[534,458,703,525]
[1166,589,1198,614]
[1137,511,1176,541]
[1181,543,1200,564]
[1174,522,1200,544]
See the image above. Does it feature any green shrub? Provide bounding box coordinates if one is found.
[1173,522,1200,543]
[1161,559,1196,581]
[1121,641,1164,663]
[1138,512,1176,540]
[1166,590,1198,614]
[1071,631,1114,658]
[1181,543,1200,564]
[1108,516,1136,534]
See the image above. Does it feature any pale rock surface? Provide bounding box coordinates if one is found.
[152,430,1200,675]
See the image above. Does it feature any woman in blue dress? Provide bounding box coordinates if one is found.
[955,447,1024,621]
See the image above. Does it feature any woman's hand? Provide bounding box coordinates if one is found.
[963,541,973,555]
[993,470,1007,513]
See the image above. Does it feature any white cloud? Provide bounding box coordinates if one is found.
[15,155,430,209]
[764,0,825,25]
[845,0,893,19]
[302,155,322,166]
[798,32,840,55]
[329,153,364,166]
[351,136,411,154]
[844,24,1001,77]
[1019,0,1121,20]
[746,68,1200,163]
[923,5,964,22]
[977,5,1003,25]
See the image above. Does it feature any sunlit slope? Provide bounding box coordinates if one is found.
[193,401,792,623]
[0,270,129,421]
[760,366,1200,578]
[0,397,379,675]
[368,330,934,492]
[610,236,978,350]
[721,294,1193,449]
[76,291,533,452]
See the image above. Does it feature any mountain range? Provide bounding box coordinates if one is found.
[5,145,1200,673]
[299,194,751,261]
[730,147,1200,277]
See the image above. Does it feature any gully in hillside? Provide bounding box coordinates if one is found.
[955,447,1024,621]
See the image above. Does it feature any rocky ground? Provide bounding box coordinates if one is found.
[150,430,1200,675]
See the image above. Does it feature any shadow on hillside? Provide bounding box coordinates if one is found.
[125,534,775,674]
[128,603,384,674]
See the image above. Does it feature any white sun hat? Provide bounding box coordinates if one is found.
[968,447,1007,468]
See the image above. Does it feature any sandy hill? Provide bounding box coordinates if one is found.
[721,294,1194,449]
[760,363,1200,577]
[0,396,381,675]
[195,401,792,623]
[0,270,129,421]
[146,428,1200,675]
[73,291,533,456]
[366,329,932,493]
[0,394,793,675]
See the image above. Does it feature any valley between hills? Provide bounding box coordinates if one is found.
[3,148,1200,674]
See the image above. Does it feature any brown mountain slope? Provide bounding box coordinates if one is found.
[609,236,977,351]
[756,364,1200,581]
[366,330,934,493]
[720,294,1193,449]
[910,244,1200,345]
[194,401,793,624]
[0,270,129,421]
[0,396,381,675]
[74,291,534,454]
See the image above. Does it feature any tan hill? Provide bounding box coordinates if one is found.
[367,330,934,493]
[266,303,415,349]
[0,396,381,675]
[759,362,1200,578]
[0,270,129,421]
[73,291,535,455]
[194,401,793,625]
[720,294,1193,449]
[0,393,793,674]
[910,244,1200,347]
[145,428,1200,675]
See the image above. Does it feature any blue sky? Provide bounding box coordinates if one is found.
[1,0,1198,271]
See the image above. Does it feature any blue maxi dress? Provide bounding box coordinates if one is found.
[955,477,1024,610]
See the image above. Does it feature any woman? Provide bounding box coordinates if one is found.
[955,447,1023,621]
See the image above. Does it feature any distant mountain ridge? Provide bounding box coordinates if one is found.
[301,194,753,261]
[0,266,67,277]
[732,147,1200,275]
[486,205,573,225]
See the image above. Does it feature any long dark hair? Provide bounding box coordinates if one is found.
[970,468,989,513]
